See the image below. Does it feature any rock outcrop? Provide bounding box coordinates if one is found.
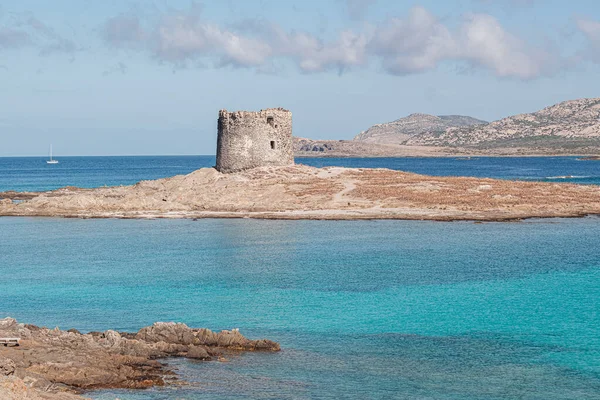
[0,318,279,399]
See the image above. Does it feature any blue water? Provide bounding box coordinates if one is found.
[1,217,600,399]
[0,156,599,192]
[1,156,599,399]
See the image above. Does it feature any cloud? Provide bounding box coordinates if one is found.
[100,5,556,79]
[103,9,272,68]
[459,13,552,78]
[576,17,600,63]
[265,24,368,73]
[101,5,370,73]
[102,14,146,48]
[370,7,552,78]
[369,7,456,74]
[154,12,271,67]
[24,16,78,55]
[150,14,367,73]
[0,13,78,55]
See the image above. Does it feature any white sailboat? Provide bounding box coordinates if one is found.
[46,144,59,164]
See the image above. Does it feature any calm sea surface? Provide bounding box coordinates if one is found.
[0,155,599,192]
[1,156,599,399]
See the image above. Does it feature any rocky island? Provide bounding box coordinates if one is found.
[0,317,279,399]
[1,164,600,221]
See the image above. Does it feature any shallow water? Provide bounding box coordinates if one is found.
[0,155,599,192]
[1,217,599,399]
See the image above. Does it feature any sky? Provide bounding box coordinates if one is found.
[1,0,600,156]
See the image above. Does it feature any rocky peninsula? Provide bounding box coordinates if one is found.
[0,317,279,399]
[1,165,599,221]
[295,98,600,157]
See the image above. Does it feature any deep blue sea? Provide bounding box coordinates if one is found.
[1,156,599,399]
[0,155,599,192]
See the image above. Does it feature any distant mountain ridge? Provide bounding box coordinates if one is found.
[354,98,600,149]
[354,114,487,144]
[405,98,600,148]
[294,98,600,157]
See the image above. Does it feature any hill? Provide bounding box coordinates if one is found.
[294,98,600,156]
[405,98,600,150]
[354,114,487,144]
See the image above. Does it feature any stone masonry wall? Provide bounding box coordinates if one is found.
[216,108,294,173]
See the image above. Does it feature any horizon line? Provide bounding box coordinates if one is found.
[0,154,218,158]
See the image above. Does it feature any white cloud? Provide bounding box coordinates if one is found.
[154,13,271,67]
[368,7,552,78]
[369,7,456,74]
[459,13,550,79]
[267,25,368,73]
[103,7,367,72]
[104,10,272,68]
[100,5,557,79]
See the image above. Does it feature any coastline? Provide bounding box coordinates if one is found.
[294,149,600,158]
[1,210,597,222]
[1,153,598,159]
[295,153,600,158]
[0,318,279,400]
[293,140,600,158]
[1,165,599,222]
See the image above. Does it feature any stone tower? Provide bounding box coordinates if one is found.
[216,108,294,173]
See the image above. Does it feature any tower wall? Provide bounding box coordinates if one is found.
[216,108,293,173]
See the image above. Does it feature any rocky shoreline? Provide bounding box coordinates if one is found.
[295,144,600,158]
[0,165,599,222]
[0,318,279,399]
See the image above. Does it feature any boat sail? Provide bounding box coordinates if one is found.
[47,144,59,164]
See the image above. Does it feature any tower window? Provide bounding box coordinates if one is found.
[267,116,274,126]
[270,141,276,150]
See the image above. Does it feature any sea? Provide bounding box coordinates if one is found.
[1,155,600,192]
[1,156,599,399]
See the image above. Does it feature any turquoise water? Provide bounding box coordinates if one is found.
[1,217,599,399]
[1,156,599,192]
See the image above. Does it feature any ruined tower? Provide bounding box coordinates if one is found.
[216,108,294,173]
